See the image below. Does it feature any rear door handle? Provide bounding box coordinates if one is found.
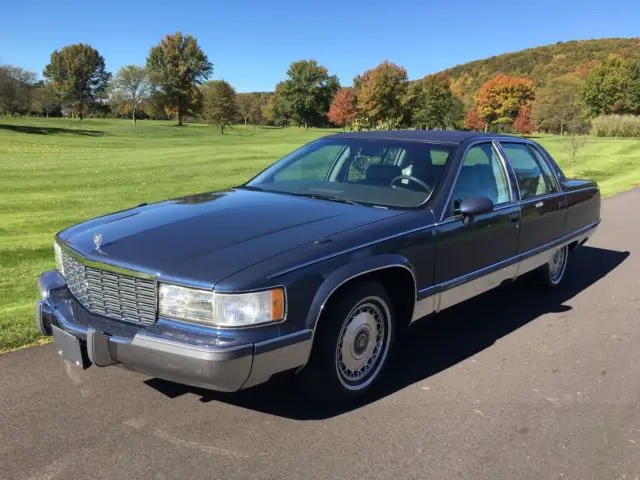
[509,211,520,223]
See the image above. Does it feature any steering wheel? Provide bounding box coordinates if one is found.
[390,175,432,192]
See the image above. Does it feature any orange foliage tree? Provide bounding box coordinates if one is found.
[475,73,535,129]
[463,105,485,131]
[327,88,357,130]
[513,103,534,134]
[355,61,408,125]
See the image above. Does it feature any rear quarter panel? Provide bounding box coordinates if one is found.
[562,179,601,235]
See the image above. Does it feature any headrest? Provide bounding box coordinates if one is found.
[365,164,402,182]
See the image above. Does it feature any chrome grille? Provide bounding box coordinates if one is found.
[61,251,157,325]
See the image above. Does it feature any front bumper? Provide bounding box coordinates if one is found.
[36,270,312,392]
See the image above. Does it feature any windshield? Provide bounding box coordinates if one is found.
[244,137,455,208]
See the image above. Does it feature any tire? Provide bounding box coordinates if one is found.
[298,281,396,404]
[538,244,569,288]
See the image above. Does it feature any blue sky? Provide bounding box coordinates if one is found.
[1,0,638,92]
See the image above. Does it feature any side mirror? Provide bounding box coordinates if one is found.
[459,196,494,225]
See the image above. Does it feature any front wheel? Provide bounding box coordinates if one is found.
[298,281,395,404]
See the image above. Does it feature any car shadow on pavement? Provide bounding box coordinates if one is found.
[144,245,630,419]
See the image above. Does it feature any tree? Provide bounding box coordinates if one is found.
[110,65,151,124]
[31,81,60,117]
[475,73,535,130]
[580,56,629,117]
[236,92,262,126]
[565,134,587,169]
[356,61,408,126]
[262,82,293,127]
[0,66,36,115]
[146,32,213,126]
[410,73,461,129]
[43,44,111,120]
[626,60,640,115]
[532,76,584,135]
[327,88,356,130]
[280,60,339,129]
[513,103,534,134]
[464,106,485,131]
[202,80,238,134]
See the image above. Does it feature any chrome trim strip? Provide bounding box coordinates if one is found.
[491,140,517,203]
[244,331,314,388]
[417,219,600,296]
[297,264,417,372]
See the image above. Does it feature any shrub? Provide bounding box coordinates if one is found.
[590,114,640,137]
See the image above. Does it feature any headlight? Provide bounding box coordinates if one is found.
[54,242,64,276]
[158,283,285,327]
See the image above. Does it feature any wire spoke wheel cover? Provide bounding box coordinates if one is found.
[548,245,568,284]
[335,296,391,390]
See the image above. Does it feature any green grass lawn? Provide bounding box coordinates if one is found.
[1,117,639,352]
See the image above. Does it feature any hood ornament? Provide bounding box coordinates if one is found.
[93,233,103,250]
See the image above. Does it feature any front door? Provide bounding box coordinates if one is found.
[434,142,521,311]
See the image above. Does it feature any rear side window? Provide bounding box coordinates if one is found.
[500,143,559,200]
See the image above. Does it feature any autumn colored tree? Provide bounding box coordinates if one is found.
[475,73,535,130]
[110,65,151,124]
[327,88,356,130]
[146,32,212,126]
[580,56,629,117]
[280,60,339,129]
[463,106,485,131]
[202,80,238,134]
[43,44,111,120]
[356,61,408,126]
[513,103,534,134]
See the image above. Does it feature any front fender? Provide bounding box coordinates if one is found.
[303,253,417,333]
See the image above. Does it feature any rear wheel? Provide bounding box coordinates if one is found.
[298,281,395,404]
[539,244,569,287]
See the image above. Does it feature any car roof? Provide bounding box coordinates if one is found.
[325,129,521,145]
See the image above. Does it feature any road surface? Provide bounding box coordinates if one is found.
[1,188,639,479]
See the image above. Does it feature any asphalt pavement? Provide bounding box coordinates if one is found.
[1,188,639,480]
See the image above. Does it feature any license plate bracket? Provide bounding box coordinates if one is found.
[52,325,90,369]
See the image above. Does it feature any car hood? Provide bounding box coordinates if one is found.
[58,188,405,286]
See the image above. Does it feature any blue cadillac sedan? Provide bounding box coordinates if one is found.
[36,130,601,404]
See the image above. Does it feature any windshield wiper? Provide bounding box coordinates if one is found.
[292,192,364,206]
[233,184,264,191]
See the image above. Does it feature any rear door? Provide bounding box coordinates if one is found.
[497,141,566,255]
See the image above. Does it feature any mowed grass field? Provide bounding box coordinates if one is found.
[1,117,639,352]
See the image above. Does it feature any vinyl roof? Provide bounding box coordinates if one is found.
[325,129,521,144]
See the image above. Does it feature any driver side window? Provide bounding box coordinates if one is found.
[450,143,511,214]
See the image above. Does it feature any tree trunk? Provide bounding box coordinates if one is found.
[221,125,224,134]
[560,121,564,137]
[304,121,308,130]
[244,117,247,126]
[484,123,488,133]
[133,107,137,125]
[177,104,184,126]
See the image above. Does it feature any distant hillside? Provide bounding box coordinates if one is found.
[440,38,640,105]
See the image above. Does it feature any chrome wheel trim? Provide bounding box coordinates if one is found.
[335,296,391,391]
[548,245,568,284]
